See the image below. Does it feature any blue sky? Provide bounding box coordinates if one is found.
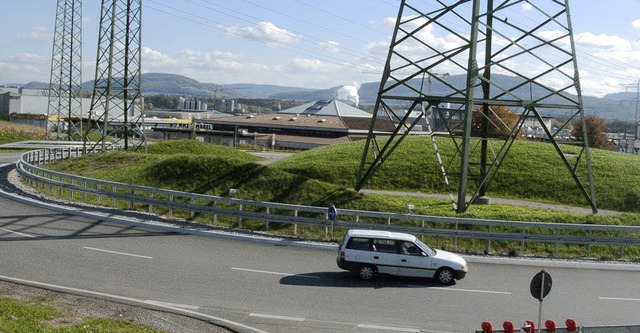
[2,0,640,98]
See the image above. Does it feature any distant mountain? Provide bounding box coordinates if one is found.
[5,72,637,121]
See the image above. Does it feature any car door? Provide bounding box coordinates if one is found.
[396,241,434,278]
[371,238,399,275]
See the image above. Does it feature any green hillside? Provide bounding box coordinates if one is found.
[271,137,640,212]
[41,138,640,222]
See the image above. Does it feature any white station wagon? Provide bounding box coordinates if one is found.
[336,229,468,284]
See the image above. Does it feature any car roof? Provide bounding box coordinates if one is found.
[346,229,417,242]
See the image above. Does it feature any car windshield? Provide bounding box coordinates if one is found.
[414,238,436,256]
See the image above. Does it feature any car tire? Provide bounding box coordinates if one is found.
[358,265,375,280]
[436,268,454,285]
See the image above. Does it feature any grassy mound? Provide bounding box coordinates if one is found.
[272,137,640,212]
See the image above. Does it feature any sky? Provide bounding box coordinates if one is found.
[2,0,640,98]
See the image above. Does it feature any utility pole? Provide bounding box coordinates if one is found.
[357,0,597,213]
[47,0,82,141]
[85,0,144,152]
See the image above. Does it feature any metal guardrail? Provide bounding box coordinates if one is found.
[14,147,640,259]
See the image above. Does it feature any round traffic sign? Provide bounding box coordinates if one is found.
[530,270,552,301]
[327,205,337,220]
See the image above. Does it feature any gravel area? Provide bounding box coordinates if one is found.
[0,281,232,333]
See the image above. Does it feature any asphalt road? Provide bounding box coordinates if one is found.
[1,152,640,332]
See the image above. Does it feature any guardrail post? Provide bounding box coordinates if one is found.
[521,227,526,253]
[238,204,243,228]
[97,184,102,204]
[486,225,492,254]
[265,207,270,231]
[111,186,116,208]
[149,193,154,213]
[621,231,626,259]
[293,210,298,236]
[168,195,174,217]
[587,230,592,257]
[130,189,135,210]
[454,222,459,251]
[555,228,560,256]
[212,201,217,225]
[190,198,195,219]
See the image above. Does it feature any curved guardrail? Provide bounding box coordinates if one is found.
[14,147,640,259]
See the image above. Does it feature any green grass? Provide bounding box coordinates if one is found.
[0,297,161,333]
[23,136,640,258]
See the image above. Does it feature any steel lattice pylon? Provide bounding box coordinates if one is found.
[356,0,597,213]
[85,0,145,151]
[47,0,83,140]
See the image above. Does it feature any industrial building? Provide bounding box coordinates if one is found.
[151,100,395,150]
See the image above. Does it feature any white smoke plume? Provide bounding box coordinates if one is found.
[336,84,360,107]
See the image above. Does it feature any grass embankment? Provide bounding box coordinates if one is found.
[38,137,640,259]
[0,297,161,333]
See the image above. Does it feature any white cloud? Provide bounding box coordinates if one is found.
[226,21,302,48]
[575,32,632,51]
[20,27,51,43]
[522,3,533,11]
[632,19,640,30]
[292,58,332,71]
[318,41,340,53]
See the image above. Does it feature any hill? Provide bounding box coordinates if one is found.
[8,72,636,121]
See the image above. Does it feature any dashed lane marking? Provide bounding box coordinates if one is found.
[83,246,153,259]
[249,312,305,322]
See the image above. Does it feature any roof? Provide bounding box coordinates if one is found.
[279,99,371,117]
[211,113,349,131]
[346,229,417,242]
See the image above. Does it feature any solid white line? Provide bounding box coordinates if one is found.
[358,323,421,332]
[232,267,320,279]
[0,274,268,333]
[0,226,36,238]
[426,286,511,295]
[249,312,305,322]
[145,300,200,310]
[599,296,640,302]
[83,246,153,259]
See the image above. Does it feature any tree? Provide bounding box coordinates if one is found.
[471,105,521,138]
[572,115,611,149]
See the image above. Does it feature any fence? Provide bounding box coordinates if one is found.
[14,147,640,259]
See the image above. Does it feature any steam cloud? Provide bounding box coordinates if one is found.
[336,84,360,107]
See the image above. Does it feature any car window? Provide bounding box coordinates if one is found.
[346,237,372,251]
[399,241,423,256]
[373,239,398,253]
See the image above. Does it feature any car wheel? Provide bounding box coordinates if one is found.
[358,265,375,280]
[436,268,454,285]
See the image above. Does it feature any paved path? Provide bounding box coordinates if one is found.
[360,189,619,215]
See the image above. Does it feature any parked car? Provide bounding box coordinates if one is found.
[336,229,467,284]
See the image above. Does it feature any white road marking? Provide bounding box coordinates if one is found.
[232,267,320,279]
[249,312,305,322]
[0,226,36,238]
[358,323,422,332]
[600,296,640,302]
[145,300,200,310]
[421,286,512,295]
[83,246,153,259]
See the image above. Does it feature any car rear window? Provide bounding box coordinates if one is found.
[346,237,372,251]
